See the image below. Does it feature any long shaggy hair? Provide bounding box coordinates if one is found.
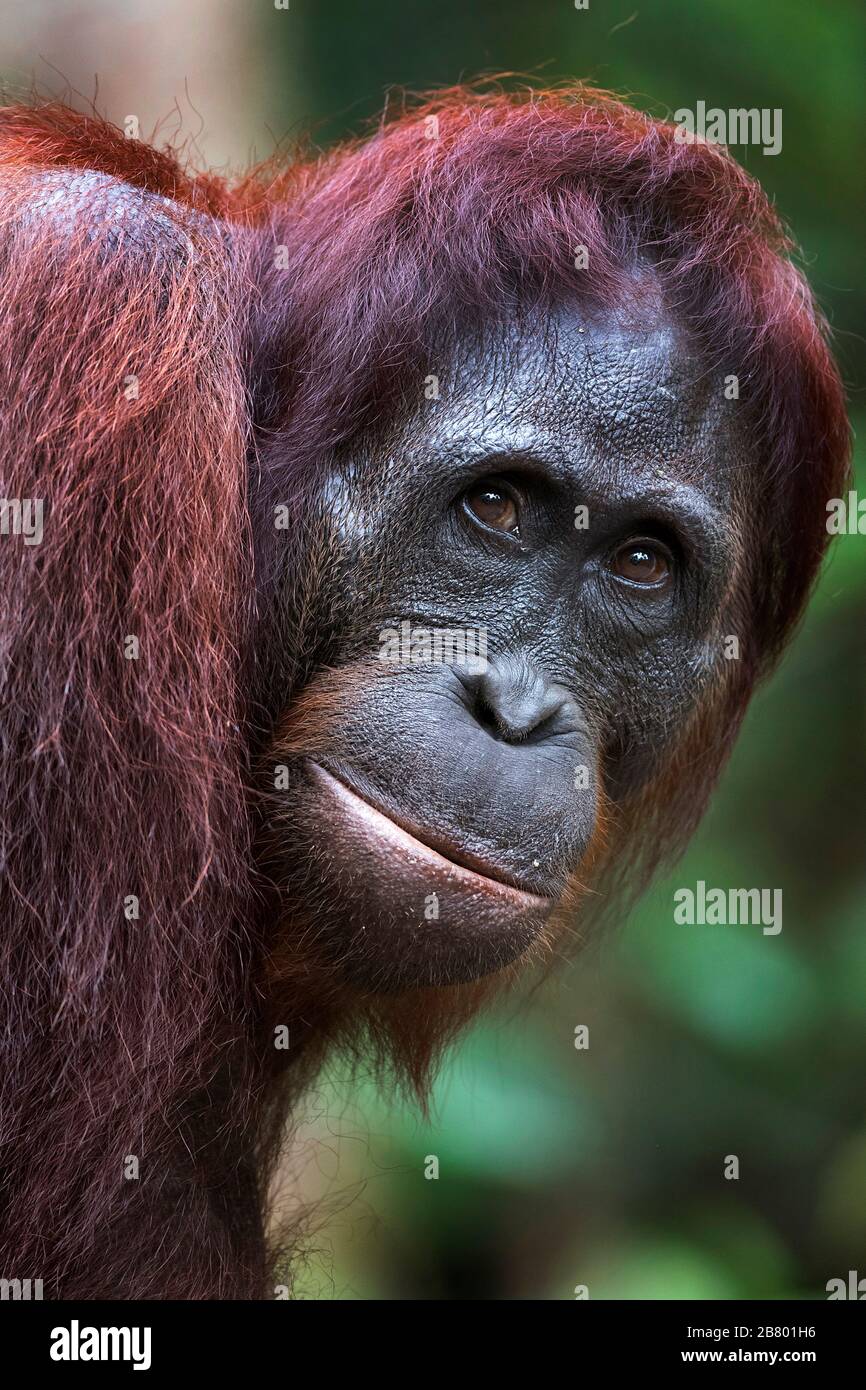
[0,84,849,1299]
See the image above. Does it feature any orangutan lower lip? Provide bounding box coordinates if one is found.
[308,761,554,909]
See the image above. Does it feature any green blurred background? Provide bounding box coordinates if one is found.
[7,0,862,1299]
[265,0,866,1300]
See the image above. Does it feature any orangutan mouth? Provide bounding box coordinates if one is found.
[308,761,556,910]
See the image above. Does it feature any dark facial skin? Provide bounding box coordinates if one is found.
[268,292,745,992]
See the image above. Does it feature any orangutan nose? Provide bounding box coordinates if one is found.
[464,654,582,745]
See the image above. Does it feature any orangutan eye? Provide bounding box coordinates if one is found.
[609,538,672,588]
[463,479,520,535]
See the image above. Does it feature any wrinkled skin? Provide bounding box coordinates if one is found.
[267,292,745,991]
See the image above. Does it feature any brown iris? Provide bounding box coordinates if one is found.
[464,480,519,534]
[611,539,671,587]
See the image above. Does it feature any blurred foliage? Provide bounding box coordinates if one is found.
[264,1,866,1298]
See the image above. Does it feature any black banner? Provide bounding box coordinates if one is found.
[1,1297,861,1375]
